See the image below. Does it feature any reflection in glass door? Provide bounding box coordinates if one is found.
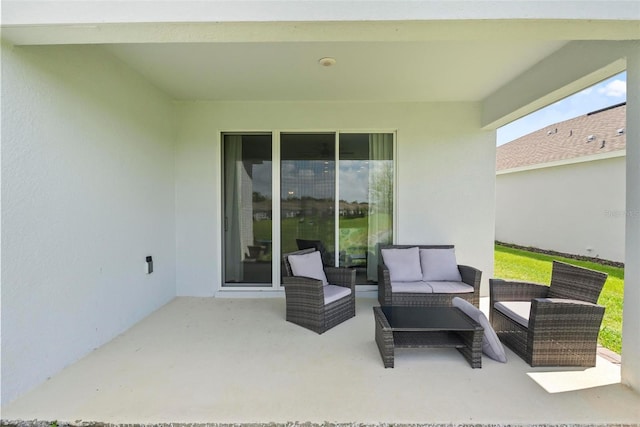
[339,133,394,283]
[280,133,336,266]
[223,134,272,286]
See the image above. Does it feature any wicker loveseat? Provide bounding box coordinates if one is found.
[377,244,481,307]
[490,260,608,367]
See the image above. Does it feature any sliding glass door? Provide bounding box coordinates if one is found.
[223,134,273,286]
[222,131,393,288]
[338,133,394,283]
[281,133,336,266]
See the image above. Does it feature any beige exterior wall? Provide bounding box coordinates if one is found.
[1,44,177,404]
[496,155,626,262]
[174,101,497,297]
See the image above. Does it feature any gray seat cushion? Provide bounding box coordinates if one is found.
[494,301,531,328]
[427,281,474,294]
[391,281,432,293]
[391,281,473,294]
[323,285,352,305]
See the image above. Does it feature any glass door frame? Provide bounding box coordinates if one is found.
[218,129,397,292]
[271,131,282,289]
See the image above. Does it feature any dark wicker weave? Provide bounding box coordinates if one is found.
[373,307,483,368]
[282,248,356,334]
[377,244,481,307]
[489,260,608,367]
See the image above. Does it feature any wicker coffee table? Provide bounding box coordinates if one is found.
[373,306,483,368]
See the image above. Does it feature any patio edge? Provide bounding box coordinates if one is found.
[2,421,639,427]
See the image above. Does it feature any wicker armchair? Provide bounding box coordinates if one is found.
[377,244,482,307]
[490,260,608,367]
[282,248,356,334]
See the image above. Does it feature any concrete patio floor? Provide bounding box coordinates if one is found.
[2,297,639,425]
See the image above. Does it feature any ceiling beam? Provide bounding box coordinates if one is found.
[3,19,639,46]
[3,0,639,27]
[481,40,637,130]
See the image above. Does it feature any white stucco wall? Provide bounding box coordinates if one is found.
[174,101,496,297]
[496,155,626,262]
[1,43,177,404]
[622,45,640,392]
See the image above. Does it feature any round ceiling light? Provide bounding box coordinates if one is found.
[318,57,337,67]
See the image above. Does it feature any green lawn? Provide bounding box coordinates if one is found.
[253,214,386,256]
[494,243,624,354]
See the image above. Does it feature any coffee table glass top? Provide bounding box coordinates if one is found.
[380,306,477,331]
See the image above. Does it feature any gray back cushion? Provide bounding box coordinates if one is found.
[453,297,507,363]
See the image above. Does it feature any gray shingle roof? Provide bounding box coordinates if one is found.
[496,103,626,171]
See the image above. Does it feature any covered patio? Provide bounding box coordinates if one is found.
[2,297,639,425]
[2,1,640,424]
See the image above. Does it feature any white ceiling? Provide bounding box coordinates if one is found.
[3,1,637,104]
[104,40,567,102]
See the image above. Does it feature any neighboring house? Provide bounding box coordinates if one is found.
[496,103,627,262]
[1,1,639,405]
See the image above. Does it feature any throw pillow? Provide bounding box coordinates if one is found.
[288,251,328,286]
[381,247,422,282]
[452,297,507,363]
[420,248,463,281]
